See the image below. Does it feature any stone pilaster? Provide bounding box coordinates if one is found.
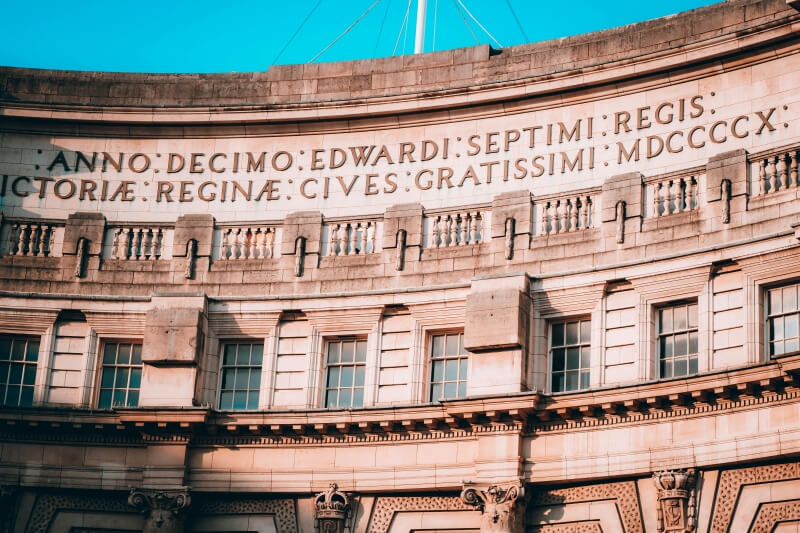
[314,482,351,533]
[653,468,698,533]
[128,487,191,533]
[461,482,525,533]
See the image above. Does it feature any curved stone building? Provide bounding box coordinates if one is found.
[1,0,800,531]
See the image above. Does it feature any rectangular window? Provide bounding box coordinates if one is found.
[219,342,263,410]
[0,335,39,407]
[657,302,698,378]
[550,319,590,392]
[429,332,468,401]
[98,342,142,408]
[767,284,800,357]
[325,338,366,408]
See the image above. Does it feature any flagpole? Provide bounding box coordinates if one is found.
[414,0,427,53]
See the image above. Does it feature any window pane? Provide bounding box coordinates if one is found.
[99,390,112,408]
[445,360,458,381]
[341,342,354,363]
[236,344,250,365]
[786,338,799,353]
[786,314,799,339]
[115,368,129,388]
[117,344,131,365]
[674,333,688,357]
[233,391,247,410]
[566,371,578,391]
[131,344,142,365]
[0,363,8,384]
[20,386,33,406]
[661,308,673,333]
[224,344,236,365]
[552,323,564,347]
[0,337,10,359]
[580,371,590,389]
[339,388,351,407]
[458,334,464,354]
[552,348,565,372]
[129,368,141,389]
[662,359,673,379]
[459,359,468,380]
[127,390,139,407]
[773,317,785,340]
[580,347,590,368]
[662,336,674,358]
[432,335,444,356]
[325,390,338,408]
[247,391,259,409]
[355,341,367,363]
[249,369,261,389]
[458,381,467,397]
[5,385,20,406]
[113,389,126,406]
[552,373,565,392]
[431,383,443,401]
[354,366,365,387]
[674,358,688,377]
[688,331,698,355]
[445,335,459,356]
[567,347,579,370]
[340,366,354,388]
[432,360,444,381]
[352,388,364,408]
[327,366,340,388]
[235,368,249,389]
[566,322,578,345]
[688,304,698,328]
[9,364,22,384]
[23,365,36,385]
[580,321,591,343]
[327,342,340,363]
[674,306,687,330]
[770,289,782,314]
[219,391,233,410]
[689,356,698,374]
[772,340,784,356]
[11,341,24,361]
[25,341,39,362]
[444,382,457,399]
[250,344,263,365]
[785,286,798,312]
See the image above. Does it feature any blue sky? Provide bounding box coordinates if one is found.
[1,1,719,73]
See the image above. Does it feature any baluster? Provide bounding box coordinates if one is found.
[540,203,549,236]
[336,223,347,255]
[136,228,145,259]
[20,224,31,255]
[652,183,661,217]
[359,223,367,254]
[221,228,232,260]
[237,228,247,259]
[142,229,153,259]
[444,215,454,246]
[439,216,448,247]
[346,223,356,255]
[28,224,40,256]
[122,228,132,260]
[253,228,263,258]
[668,179,679,213]
[464,212,473,244]
[154,228,163,259]
[367,222,376,253]
[231,229,239,259]
[9,223,19,256]
[778,153,789,190]
[327,224,338,256]
[244,228,254,259]
[576,199,585,230]
[264,229,274,258]
[689,177,698,210]
[791,151,799,188]
[469,212,479,243]
[759,159,768,195]
[569,199,578,231]
[112,229,121,259]
[767,156,777,192]
[40,225,51,257]
[557,201,567,233]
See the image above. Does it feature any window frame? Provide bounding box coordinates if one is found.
[95,339,143,409]
[765,281,800,359]
[0,334,41,407]
[322,336,368,409]
[426,330,469,402]
[654,300,699,380]
[548,316,592,394]
[216,339,266,411]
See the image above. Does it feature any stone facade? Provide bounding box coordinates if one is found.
[1,0,800,531]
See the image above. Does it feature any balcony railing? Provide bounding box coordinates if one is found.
[3,220,62,257]
[107,225,173,260]
[538,194,595,235]
[425,210,486,248]
[325,220,379,256]
[753,148,799,195]
[218,226,278,260]
[649,174,701,217]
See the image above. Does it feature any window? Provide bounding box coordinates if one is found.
[98,342,142,408]
[324,338,366,408]
[429,332,468,401]
[219,342,263,410]
[657,302,698,378]
[550,319,590,392]
[767,283,800,357]
[0,335,39,406]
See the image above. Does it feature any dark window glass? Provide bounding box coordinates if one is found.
[429,332,468,401]
[0,335,39,406]
[551,319,590,392]
[768,285,800,357]
[325,338,367,408]
[658,303,698,379]
[219,342,264,410]
[98,342,143,408]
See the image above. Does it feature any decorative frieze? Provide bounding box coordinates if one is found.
[128,487,191,533]
[461,482,525,533]
[653,469,697,533]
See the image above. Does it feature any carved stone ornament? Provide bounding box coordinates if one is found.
[75,237,89,278]
[461,482,525,533]
[504,217,516,260]
[395,229,407,271]
[184,238,198,279]
[314,483,351,533]
[615,201,626,244]
[295,236,306,277]
[128,487,191,533]
[653,469,697,533]
[721,180,731,224]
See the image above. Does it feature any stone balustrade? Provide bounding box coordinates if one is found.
[218,226,278,260]
[425,210,486,248]
[649,174,701,217]
[538,194,595,235]
[109,225,172,260]
[4,220,60,257]
[753,147,799,195]
[326,220,379,256]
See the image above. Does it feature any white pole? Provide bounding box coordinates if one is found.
[414,0,427,54]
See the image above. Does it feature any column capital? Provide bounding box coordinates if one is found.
[652,468,698,533]
[461,481,525,533]
[128,487,191,533]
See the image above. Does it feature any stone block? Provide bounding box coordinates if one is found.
[464,274,530,351]
[62,212,105,256]
[280,210,323,256]
[706,149,748,201]
[142,308,203,364]
[383,203,424,248]
[601,172,644,222]
[172,213,214,257]
[491,190,533,239]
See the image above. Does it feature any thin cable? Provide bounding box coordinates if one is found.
[308,0,382,63]
[505,0,529,43]
[272,0,324,65]
[451,0,479,45]
[456,0,503,48]
[432,0,439,52]
[392,0,413,56]
[373,0,392,57]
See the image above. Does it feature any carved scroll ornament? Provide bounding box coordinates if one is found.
[461,482,525,533]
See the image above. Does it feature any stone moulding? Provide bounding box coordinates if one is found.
[366,495,471,533]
